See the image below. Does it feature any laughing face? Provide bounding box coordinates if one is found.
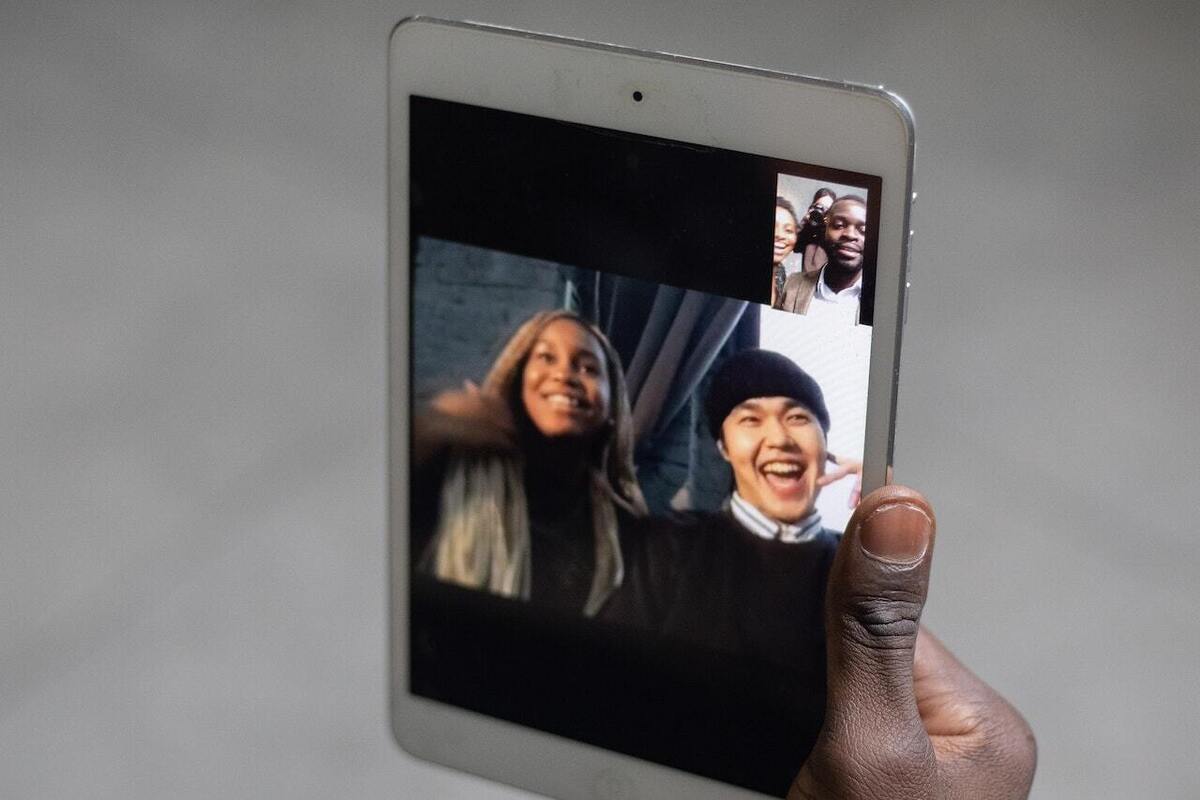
[520,318,611,439]
[822,198,867,272]
[718,396,826,524]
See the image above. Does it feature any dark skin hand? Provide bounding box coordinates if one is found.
[412,382,517,465]
[790,485,1037,800]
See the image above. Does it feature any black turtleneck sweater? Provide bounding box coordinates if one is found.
[410,449,838,798]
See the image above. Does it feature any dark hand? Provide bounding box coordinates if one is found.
[790,486,1036,800]
[412,381,517,463]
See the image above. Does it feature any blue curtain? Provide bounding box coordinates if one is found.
[595,273,759,515]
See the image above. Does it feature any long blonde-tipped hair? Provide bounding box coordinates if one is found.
[427,310,647,616]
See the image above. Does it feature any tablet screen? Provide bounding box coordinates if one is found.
[407,95,883,797]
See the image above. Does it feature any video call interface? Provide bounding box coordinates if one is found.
[407,96,883,797]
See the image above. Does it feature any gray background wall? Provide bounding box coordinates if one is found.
[3,1,1197,798]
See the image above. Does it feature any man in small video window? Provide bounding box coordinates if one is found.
[778,195,867,322]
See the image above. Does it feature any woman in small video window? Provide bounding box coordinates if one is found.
[772,197,801,308]
[413,310,647,617]
[797,187,836,275]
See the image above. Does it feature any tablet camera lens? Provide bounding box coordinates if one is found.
[632,91,643,102]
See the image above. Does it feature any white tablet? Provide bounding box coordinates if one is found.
[389,17,915,799]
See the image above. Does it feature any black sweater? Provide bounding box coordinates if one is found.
[411,507,839,797]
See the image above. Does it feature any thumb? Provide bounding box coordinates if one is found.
[824,484,936,741]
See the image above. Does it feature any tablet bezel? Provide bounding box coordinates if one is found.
[389,16,915,799]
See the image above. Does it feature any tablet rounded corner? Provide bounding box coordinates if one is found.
[389,15,451,56]
[389,14,429,44]
[388,700,423,761]
[875,87,917,149]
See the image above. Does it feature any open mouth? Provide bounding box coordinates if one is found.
[542,392,589,411]
[759,460,809,496]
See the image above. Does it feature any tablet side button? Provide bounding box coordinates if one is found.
[907,228,914,277]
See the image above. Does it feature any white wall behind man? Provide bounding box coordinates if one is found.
[2,1,1198,798]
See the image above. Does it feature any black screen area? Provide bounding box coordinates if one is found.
[410,96,880,316]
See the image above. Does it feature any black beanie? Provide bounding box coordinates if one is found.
[704,349,831,439]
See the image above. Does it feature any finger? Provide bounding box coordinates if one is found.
[913,628,986,739]
[430,390,460,415]
[913,629,1039,796]
[817,464,856,486]
[824,484,936,736]
[791,487,938,799]
[914,628,1036,750]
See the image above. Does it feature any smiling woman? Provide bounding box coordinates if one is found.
[520,319,612,439]
[412,310,647,616]
[771,197,800,306]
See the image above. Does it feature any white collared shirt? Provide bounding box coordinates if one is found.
[807,267,862,324]
[729,492,825,543]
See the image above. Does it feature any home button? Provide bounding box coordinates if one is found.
[593,768,636,800]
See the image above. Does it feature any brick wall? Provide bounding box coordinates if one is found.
[411,237,578,405]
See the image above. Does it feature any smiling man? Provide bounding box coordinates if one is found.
[601,348,843,791]
[778,195,868,322]
[610,349,840,629]
[704,348,837,543]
